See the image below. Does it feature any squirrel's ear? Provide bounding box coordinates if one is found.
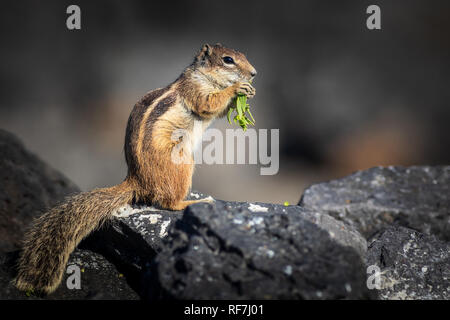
[195,44,212,62]
[201,43,212,56]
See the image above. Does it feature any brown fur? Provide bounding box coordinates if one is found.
[15,181,134,294]
[15,43,256,294]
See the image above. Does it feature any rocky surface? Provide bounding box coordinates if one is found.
[1,130,449,300]
[0,129,80,252]
[366,226,450,300]
[0,249,139,300]
[80,191,208,296]
[300,166,450,241]
[144,201,373,300]
[80,197,369,299]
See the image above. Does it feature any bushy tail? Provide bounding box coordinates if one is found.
[14,180,134,295]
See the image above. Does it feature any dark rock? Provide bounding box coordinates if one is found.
[80,190,209,296]
[300,166,450,241]
[0,249,139,300]
[145,200,374,300]
[297,208,367,258]
[366,226,450,300]
[0,129,80,252]
[6,129,447,300]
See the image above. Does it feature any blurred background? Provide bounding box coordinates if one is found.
[0,0,449,204]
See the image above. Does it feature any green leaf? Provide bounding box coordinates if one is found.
[227,107,234,124]
[247,108,255,123]
[228,90,256,131]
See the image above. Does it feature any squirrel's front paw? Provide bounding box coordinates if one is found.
[235,82,256,98]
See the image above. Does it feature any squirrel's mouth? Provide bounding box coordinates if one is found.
[245,70,256,83]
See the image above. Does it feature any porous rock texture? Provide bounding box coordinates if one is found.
[366,226,449,300]
[301,165,450,300]
[1,130,448,300]
[300,166,450,241]
[143,201,372,300]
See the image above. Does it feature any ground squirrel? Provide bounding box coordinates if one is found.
[14,43,257,295]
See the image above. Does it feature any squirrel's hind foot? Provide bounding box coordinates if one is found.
[166,196,215,211]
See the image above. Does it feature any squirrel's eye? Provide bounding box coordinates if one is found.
[223,56,234,64]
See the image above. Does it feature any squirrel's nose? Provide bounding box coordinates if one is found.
[250,70,257,77]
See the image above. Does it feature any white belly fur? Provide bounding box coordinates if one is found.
[189,118,213,152]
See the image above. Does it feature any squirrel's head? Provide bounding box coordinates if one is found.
[193,43,257,88]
